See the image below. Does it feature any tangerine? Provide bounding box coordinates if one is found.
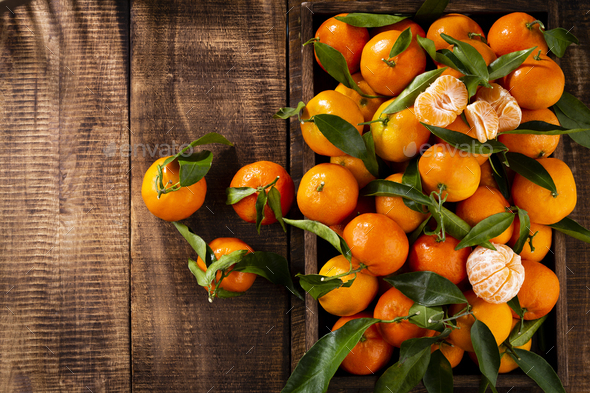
[498,108,561,158]
[508,218,553,262]
[408,234,470,285]
[426,13,486,50]
[335,72,386,127]
[513,259,560,320]
[488,12,549,57]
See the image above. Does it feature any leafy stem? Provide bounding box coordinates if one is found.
[155,162,181,198]
[526,20,546,31]
[320,263,368,282]
[467,32,487,44]
[358,116,389,126]
[424,184,448,242]
[381,57,396,67]
[382,312,421,324]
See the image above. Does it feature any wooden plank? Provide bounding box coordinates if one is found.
[0,1,130,392]
[130,1,290,391]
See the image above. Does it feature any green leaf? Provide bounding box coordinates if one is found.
[297,273,354,300]
[283,218,351,259]
[399,330,451,363]
[363,179,433,207]
[460,75,485,98]
[255,188,268,234]
[225,186,257,205]
[408,217,430,245]
[408,304,444,331]
[273,101,306,119]
[334,13,408,28]
[178,150,213,187]
[414,0,450,26]
[478,375,500,393]
[505,152,558,196]
[511,348,566,393]
[216,288,245,298]
[423,123,508,154]
[384,271,467,306]
[507,295,524,319]
[455,212,515,250]
[375,346,431,393]
[441,34,489,80]
[417,36,465,73]
[362,129,380,178]
[313,114,379,177]
[434,206,495,250]
[203,250,249,285]
[549,216,590,244]
[509,315,548,347]
[471,320,501,386]
[162,132,233,168]
[501,120,590,135]
[553,92,590,149]
[543,27,579,58]
[512,208,531,254]
[489,154,511,200]
[282,318,379,393]
[438,49,471,75]
[173,222,216,267]
[487,47,536,80]
[188,258,209,286]
[267,186,286,232]
[389,27,413,58]
[423,349,454,393]
[233,251,303,300]
[402,157,425,213]
[382,68,447,114]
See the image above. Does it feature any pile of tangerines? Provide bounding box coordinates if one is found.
[140,6,586,393]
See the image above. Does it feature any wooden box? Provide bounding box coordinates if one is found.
[292,1,568,391]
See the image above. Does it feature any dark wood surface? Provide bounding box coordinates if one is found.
[0,0,589,392]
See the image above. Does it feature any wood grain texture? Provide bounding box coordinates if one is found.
[130,1,290,391]
[0,1,130,392]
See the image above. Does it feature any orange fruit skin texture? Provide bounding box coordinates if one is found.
[297,163,359,226]
[419,144,481,202]
[408,234,470,285]
[375,173,429,233]
[479,159,499,189]
[196,238,256,293]
[314,14,369,74]
[501,52,565,110]
[301,90,364,157]
[330,154,376,189]
[343,213,409,277]
[371,101,431,162]
[512,157,577,225]
[333,312,394,375]
[513,259,560,320]
[142,156,207,222]
[498,108,561,158]
[488,12,549,57]
[466,244,525,304]
[431,341,465,369]
[330,195,376,237]
[508,217,552,262]
[439,40,497,79]
[426,13,486,50]
[335,72,386,127]
[448,290,513,352]
[319,256,378,316]
[434,117,490,165]
[374,287,436,348]
[360,30,427,96]
[371,19,426,39]
[456,186,514,244]
[229,161,294,225]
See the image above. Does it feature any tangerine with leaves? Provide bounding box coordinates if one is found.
[332,312,394,375]
[314,14,369,74]
[196,237,256,294]
[513,259,560,320]
[297,163,359,226]
[228,161,294,226]
[300,90,364,157]
[419,143,481,202]
[456,186,514,244]
[498,108,561,158]
[142,156,207,222]
[448,290,513,352]
[360,30,427,96]
[511,157,577,225]
[334,72,386,127]
[439,39,497,79]
[508,218,553,262]
[375,173,429,233]
[343,213,409,276]
[415,75,468,128]
[426,13,486,50]
[487,12,549,56]
[408,234,470,285]
[374,287,436,348]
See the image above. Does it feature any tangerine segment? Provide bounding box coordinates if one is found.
[419,143,481,202]
[511,157,577,225]
[415,75,468,127]
[464,101,500,143]
[318,255,378,317]
[475,83,522,133]
[466,244,525,304]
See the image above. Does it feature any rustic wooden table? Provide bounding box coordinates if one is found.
[0,0,588,392]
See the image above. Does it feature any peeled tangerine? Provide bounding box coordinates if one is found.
[466,244,525,304]
[464,101,500,143]
[474,83,522,132]
[415,75,468,127]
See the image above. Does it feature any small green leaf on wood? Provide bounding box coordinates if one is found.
[267,186,286,232]
[188,258,209,287]
[255,188,268,234]
[273,101,306,119]
[511,348,566,393]
[226,187,257,205]
[162,132,233,168]
[375,346,431,393]
[384,271,467,306]
[455,212,515,250]
[423,349,454,393]
[297,273,354,300]
[284,218,352,259]
[543,27,579,58]
[414,0,450,26]
[178,150,213,187]
[335,13,408,28]
[549,216,590,244]
[174,222,216,267]
[215,288,245,298]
